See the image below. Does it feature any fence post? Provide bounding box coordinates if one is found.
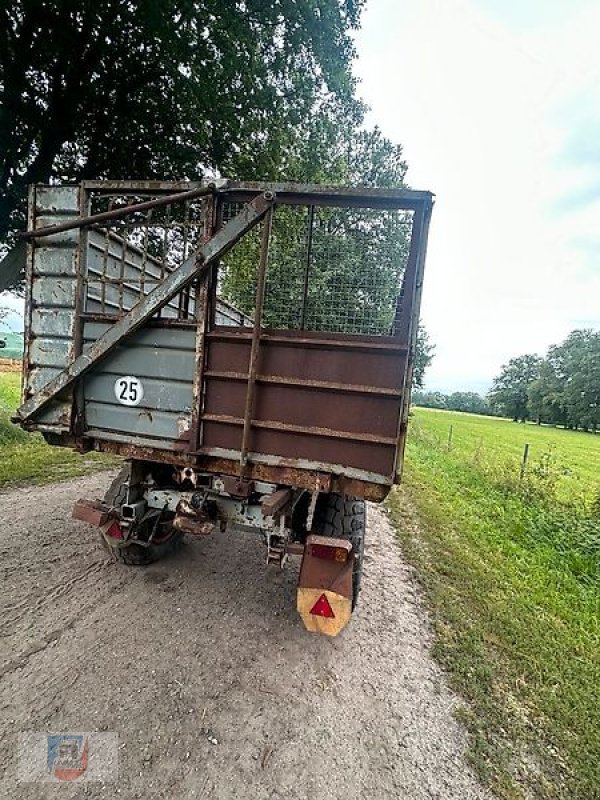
[519,443,530,482]
[447,424,453,451]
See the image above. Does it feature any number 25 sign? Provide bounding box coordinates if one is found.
[114,376,144,407]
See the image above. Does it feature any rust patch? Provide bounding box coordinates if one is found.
[221,476,254,498]
[72,498,113,527]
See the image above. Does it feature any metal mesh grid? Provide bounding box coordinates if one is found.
[83,192,211,320]
[218,202,414,335]
[217,201,261,324]
[80,192,414,336]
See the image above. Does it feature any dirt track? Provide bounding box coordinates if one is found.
[0,472,491,799]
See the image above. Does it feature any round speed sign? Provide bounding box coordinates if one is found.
[114,375,144,407]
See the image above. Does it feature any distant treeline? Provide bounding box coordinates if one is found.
[415,328,600,432]
[412,390,494,416]
[488,329,599,431]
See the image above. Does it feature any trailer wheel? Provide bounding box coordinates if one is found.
[108,529,183,566]
[104,466,130,508]
[101,465,183,565]
[313,493,366,609]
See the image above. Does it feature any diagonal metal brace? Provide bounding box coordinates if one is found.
[15,192,275,424]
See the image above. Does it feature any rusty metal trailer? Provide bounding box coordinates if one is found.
[13,180,432,635]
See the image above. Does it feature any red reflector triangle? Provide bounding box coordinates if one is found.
[310,593,335,619]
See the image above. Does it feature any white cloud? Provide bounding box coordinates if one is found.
[354,0,600,392]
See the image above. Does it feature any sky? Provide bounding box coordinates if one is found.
[354,0,600,392]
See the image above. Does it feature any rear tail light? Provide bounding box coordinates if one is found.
[310,542,349,562]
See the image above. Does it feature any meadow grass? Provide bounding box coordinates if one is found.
[417,407,600,505]
[0,332,24,360]
[0,370,115,487]
[388,407,600,799]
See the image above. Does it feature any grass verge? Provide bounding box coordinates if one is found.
[0,371,116,488]
[388,410,599,799]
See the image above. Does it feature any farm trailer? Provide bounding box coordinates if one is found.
[12,180,433,636]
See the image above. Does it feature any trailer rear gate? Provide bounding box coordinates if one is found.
[17,181,432,502]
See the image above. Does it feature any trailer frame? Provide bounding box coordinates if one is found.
[16,180,433,502]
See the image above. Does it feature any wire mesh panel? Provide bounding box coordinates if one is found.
[216,201,261,326]
[80,190,415,337]
[83,191,212,320]
[217,202,414,335]
[305,207,412,335]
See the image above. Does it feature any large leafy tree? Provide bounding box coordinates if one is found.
[0,0,364,245]
[555,330,600,431]
[490,330,600,430]
[488,354,542,422]
[527,354,566,426]
[523,330,600,430]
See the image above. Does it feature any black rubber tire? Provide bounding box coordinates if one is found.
[313,493,366,610]
[103,466,130,507]
[108,532,183,566]
[101,465,183,566]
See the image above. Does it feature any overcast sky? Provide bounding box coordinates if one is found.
[354,0,600,392]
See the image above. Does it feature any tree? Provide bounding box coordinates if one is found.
[488,354,542,421]
[413,325,435,388]
[3,1,434,370]
[1,1,364,252]
[217,96,433,362]
[556,330,600,432]
[523,330,600,431]
[527,357,566,426]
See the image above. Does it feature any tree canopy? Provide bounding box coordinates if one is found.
[488,354,543,422]
[1,0,364,241]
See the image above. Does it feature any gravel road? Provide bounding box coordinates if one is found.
[0,472,491,800]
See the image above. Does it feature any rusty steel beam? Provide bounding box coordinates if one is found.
[77,179,433,213]
[57,434,391,500]
[72,498,113,527]
[189,194,216,454]
[202,412,396,446]
[299,204,314,330]
[15,192,275,424]
[222,182,434,211]
[239,205,273,468]
[81,179,227,193]
[394,197,433,482]
[21,185,217,240]
[206,329,408,352]
[261,488,292,517]
[203,370,405,397]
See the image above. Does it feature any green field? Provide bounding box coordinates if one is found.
[0,331,24,359]
[415,407,599,504]
[389,407,600,799]
[0,370,115,486]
